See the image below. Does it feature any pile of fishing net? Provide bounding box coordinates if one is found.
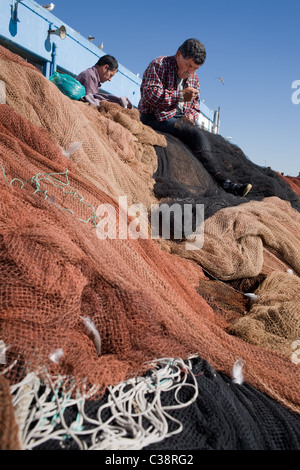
[153,131,300,221]
[0,45,165,212]
[3,356,300,451]
[281,174,300,197]
[1,44,300,450]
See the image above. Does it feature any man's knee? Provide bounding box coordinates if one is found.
[173,122,202,150]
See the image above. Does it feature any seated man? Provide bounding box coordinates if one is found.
[138,38,252,197]
[76,54,118,95]
[77,55,132,108]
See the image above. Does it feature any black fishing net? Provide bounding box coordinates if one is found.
[152,123,300,235]
[145,358,300,451]
[29,357,300,451]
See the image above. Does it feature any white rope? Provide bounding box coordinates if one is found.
[9,356,199,450]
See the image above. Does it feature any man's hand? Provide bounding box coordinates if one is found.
[182,87,199,102]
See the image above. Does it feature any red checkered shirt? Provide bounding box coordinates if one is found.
[138,55,200,123]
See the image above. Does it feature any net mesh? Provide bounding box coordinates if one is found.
[0,375,21,450]
[9,357,300,451]
[282,174,300,197]
[0,45,165,212]
[1,45,300,447]
[153,129,300,221]
[168,195,300,281]
[229,270,300,356]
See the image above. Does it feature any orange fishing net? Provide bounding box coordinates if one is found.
[283,175,300,197]
[0,375,21,450]
[1,45,300,420]
[0,45,165,212]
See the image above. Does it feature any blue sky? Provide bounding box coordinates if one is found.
[39,0,299,176]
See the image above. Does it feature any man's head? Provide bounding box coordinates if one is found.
[176,38,206,79]
[95,55,118,83]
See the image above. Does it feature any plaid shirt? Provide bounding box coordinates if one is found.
[138,55,200,123]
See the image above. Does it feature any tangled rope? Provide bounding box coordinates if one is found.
[9,357,199,450]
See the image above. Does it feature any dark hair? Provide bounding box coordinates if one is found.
[177,38,206,65]
[96,54,118,71]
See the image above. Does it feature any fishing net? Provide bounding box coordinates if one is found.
[282,174,300,197]
[145,357,300,451]
[0,103,210,394]
[153,131,300,223]
[1,100,299,413]
[229,270,300,357]
[0,374,21,450]
[9,357,300,451]
[0,45,166,213]
[167,195,300,281]
[1,45,300,449]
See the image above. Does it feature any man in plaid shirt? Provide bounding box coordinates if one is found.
[138,52,201,123]
[139,38,252,198]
